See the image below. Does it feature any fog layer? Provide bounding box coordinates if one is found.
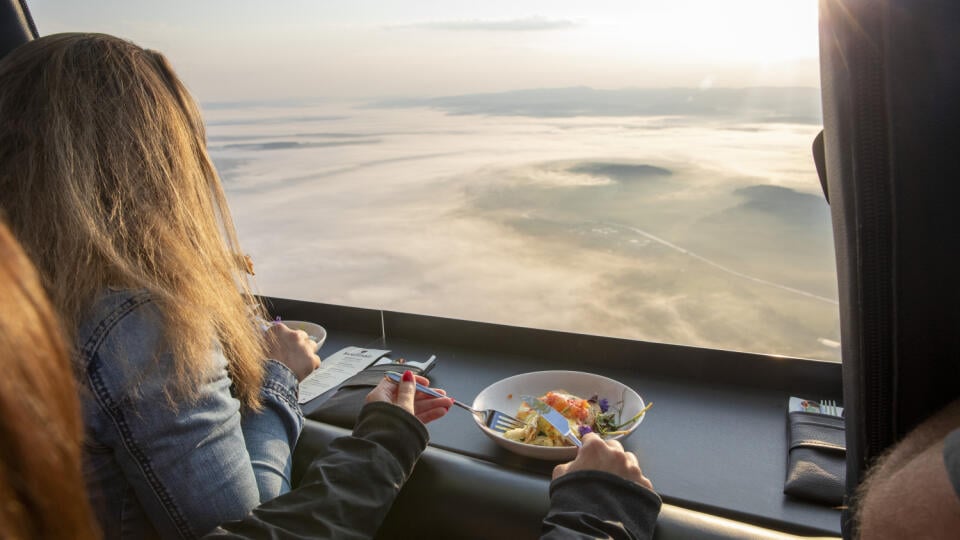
[207,89,839,361]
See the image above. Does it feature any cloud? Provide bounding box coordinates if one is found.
[208,132,376,143]
[206,115,347,127]
[369,86,823,123]
[216,139,381,151]
[459,159,837,305]
[201,98,321,111]
[686,184,836,298]
[215,151,468,194]
[211,156,249,177]
[215,108,840,361]
[391,16,581,32]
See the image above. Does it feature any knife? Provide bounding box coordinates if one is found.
[534,398,583,448]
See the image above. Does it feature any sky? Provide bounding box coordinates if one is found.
[25,1,836,360]
[29,0,820,101]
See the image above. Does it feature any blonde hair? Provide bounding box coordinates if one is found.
[0,33,267,408]
[0,219,100,539]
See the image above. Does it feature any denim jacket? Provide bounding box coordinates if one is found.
[77,289,303,539]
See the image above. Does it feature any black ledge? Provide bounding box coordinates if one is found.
[265,296,843,536]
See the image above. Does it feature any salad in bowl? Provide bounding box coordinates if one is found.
[473,370,651,460]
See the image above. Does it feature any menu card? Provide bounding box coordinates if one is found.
[298,346,390,404]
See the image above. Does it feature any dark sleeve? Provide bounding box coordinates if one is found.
[944,427,960,500]
[203,401,428,540]
[541,471,662,540]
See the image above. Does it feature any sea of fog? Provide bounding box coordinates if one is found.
[204,92,840,362]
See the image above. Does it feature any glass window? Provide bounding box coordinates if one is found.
[33,0,838,361]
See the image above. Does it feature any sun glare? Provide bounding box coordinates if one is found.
[717,0,819,63]
[593,0,818,64]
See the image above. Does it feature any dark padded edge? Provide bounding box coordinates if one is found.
[293,420,840,540]
[262,296,841,396]
[383,309,840,394]
[820,2,960,534]
[0,0,37,60]
[262,296,383,335]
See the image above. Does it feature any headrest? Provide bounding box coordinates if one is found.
[0,0,38,62]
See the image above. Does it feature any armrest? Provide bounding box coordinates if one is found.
[293,419,840,540]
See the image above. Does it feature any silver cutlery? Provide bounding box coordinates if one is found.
[531,398,582,447]
[384,371,524,433]
[822,399,840,416]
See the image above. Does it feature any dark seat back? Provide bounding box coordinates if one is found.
[293,419,836,539]
[819,0,960,535]
[0,0,37,61]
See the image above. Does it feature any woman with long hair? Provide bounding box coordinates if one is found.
[0,31,660,540]
[0,32,449,538]
[0,219,456,540]
[0,213,659,539]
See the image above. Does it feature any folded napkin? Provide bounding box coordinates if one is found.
[305,360,435,428]
[784,400,846,506]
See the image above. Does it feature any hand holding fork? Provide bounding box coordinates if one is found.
[384,371,524,432]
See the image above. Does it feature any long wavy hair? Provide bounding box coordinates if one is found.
[0,220,100,539]
[0,33,267,408]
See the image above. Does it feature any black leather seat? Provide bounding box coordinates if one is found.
[293,420,837,540]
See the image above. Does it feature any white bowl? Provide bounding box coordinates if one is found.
[278,320,327,351]
[472,370,646,461]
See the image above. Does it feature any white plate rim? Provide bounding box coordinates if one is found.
[277,320,327,350]
[471,370,646,460]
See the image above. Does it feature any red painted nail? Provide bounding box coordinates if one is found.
[402,370,414,382]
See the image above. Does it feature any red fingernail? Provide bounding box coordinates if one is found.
[402,370,414,382]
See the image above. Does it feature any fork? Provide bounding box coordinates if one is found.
[384,371,524,432]
[822,399,837,416]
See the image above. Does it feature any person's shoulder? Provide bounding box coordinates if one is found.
[944,427,960,498]
[76,288,163,365]
[94,287,155,313]
[945,426,960,448]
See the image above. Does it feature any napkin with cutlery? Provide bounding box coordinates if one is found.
[302,348,437,427]
[784,397,846,506]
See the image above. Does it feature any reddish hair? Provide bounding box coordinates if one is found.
[0,220,99,539]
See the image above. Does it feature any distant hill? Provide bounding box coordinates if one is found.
[568,162,672,181]
[369,86,822,123]
[727,184,830,227]
[686,184,835,292]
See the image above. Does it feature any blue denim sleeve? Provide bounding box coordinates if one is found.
[240,359,304,502]
[80,298,266,539]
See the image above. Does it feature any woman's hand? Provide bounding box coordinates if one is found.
[264,323,321,381]
[552,433,654,491]
[365,370,453,424]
